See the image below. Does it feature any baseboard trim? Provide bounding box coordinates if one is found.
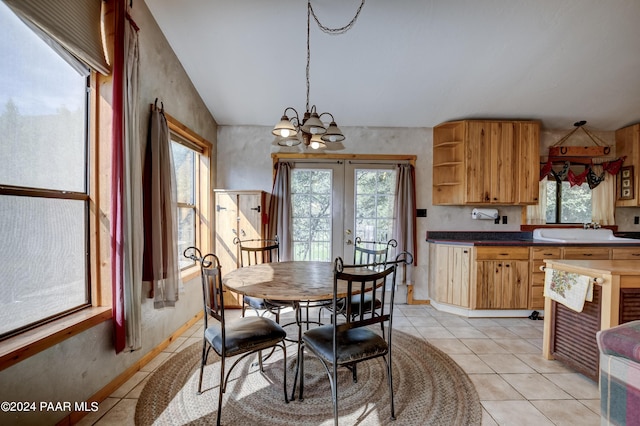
[406,285,430,305]
[429,300,544,318]
[57,311,203,426]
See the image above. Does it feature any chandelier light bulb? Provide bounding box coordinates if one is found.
[286,138,295,147]
[310,140,320,149]
[280,129,290,138]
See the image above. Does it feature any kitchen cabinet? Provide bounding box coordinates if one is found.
[214,190,268,307]
[430,243,472,308]
[529,247,562,309]
[473,247,529,309]
[615,123,640,207]
[432,119,540,205]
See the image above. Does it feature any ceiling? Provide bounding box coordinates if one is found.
[145,0,640,131]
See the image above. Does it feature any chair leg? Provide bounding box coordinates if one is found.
[280,343,289,404]
[198,341,210,394]
[216,356,225,426]
[332,362,339,426]
[352,363,358,383]
[386,356,395,420]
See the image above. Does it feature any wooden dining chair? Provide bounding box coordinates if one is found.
[184,247,288,426]
[234,236,294,323]
[299,252,413,425]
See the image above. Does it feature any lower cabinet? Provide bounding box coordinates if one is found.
[529,247,562,310]
[430,243,472,308]
[474,247,529,309]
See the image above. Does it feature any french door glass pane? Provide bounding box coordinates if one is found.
[177,206,195,269]
[291,169,332,261]
[354,169,396,242]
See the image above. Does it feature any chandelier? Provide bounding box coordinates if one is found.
[272,0,366,149]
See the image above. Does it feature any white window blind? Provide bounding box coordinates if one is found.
[3,0,110,75]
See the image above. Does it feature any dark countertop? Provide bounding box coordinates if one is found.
[426,231,640,247]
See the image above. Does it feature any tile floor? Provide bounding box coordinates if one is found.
[77,305,601,425]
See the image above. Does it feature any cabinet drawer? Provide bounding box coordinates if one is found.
[476,246,529,260]
[531,247,562,259]
[611,248,640,260]
[562,247,610,260]
[531,271,545,287]
[529,285,545,309]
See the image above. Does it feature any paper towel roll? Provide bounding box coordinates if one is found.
[471,208,499,220]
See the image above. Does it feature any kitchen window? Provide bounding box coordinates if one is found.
[545,179,592,224]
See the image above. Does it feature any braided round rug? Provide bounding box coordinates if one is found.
[135,330,481,425]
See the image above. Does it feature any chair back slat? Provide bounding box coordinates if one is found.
[353,237,398,269]
[184,247,225,330]
[234,236,280,266]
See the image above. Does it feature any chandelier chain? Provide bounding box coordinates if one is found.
[306,0,365,112]
[309,0,366,35]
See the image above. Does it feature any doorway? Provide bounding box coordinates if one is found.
[290,160,397,262]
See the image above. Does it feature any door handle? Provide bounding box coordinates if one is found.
[250,206,261,213]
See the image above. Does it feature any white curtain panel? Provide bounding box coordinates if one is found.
[268,162,293,261]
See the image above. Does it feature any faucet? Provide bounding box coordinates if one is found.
[592,222,601,230]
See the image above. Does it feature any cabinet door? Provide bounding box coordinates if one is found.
[490,122,516,203]
[237,192,264,241]
[516,122,541,204]
[450,246,471,307]
[475,261,501,309]
[466,121,492,203]
[215,192,240,272]
[501,261,528,309]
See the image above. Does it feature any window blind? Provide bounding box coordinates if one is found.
[3,0,110,75]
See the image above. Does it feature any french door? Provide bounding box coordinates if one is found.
[290,160,397,262]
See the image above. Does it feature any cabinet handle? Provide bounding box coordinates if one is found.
[251,206,261,213]
[583,253,593,256]
[463,250,468,253]
[632,253,640,257]
[216,204,226,212]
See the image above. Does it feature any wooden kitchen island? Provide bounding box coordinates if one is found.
[542,259,640,381]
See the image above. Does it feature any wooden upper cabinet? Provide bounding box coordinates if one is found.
[615,123,640,207]
[433,120,540,205]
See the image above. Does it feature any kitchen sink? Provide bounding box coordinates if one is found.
[532,228,637,243]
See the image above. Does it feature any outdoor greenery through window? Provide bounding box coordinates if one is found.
[545,179,592,224]
[291,169,333,261]
[172,137,198,270]
[0,2,91,339]
[355,169,395,242]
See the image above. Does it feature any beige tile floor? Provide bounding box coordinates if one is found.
[77,305,601,425]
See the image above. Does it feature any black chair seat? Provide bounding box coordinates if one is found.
[206,316,287,357]
[244,295,294,311]
[302,325,388,365]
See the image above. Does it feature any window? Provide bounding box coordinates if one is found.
[291,169,333,261]
[0,2,91,339]
[354,169,396,242]
[166,116,211,275]
[545,179,592,224]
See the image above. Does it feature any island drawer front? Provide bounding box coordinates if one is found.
[562,247,610,260]
[531,247,562,260]
[611,248,640,260]
[476,247,529,260]
[531,272,545,287]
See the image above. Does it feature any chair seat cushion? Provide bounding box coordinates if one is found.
[302,325,388,365]
[244,295,294,310]
[205,316,286,357]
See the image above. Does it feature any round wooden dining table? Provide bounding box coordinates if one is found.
[222,260,348,301]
